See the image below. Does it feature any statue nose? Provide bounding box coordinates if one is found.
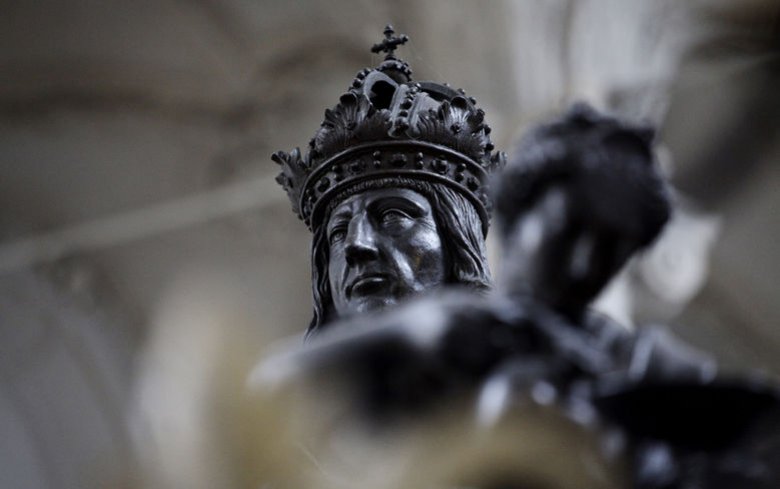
[344,215,379,266]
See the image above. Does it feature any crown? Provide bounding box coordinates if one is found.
[272,25,506,235]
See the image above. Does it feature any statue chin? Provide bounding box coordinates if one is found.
[344,294,399,317]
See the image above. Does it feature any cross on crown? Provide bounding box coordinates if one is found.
[371,24,409,58]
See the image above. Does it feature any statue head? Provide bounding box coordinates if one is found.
[272,26,504,335]
[494,104,671,318]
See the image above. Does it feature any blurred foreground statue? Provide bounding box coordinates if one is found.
[248,27,780,489]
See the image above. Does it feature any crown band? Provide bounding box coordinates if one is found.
[273,26,505,235]
[303,140,491,234]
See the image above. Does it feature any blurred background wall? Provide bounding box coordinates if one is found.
[0,0,778,487]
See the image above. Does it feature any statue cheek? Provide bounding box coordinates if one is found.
[328,252,348,304]
[406,230,445,285]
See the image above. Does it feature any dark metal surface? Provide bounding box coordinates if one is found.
[273,26,498,333]
[272,25,505,234]
[326,188,445,317]
[265,27,780,489]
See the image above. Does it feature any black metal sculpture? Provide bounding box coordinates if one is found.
[263,103,715,414]
[495,105,780,488]
[260,26,780,489]
[273,25,503,335]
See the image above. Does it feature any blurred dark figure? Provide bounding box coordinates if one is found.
[492,104,713,382]
[253,104,780,489]
[495,103,669,321]
[493,104,780,489]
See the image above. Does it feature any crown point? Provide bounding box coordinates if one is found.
[371,24,409,58]
[275,23,502,233]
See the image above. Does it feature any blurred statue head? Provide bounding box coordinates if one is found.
[272,26,504,335]
[494,103,671,318]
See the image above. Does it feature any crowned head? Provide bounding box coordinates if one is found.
[273,25,504,334]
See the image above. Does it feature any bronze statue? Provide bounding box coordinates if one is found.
[257,26,780,489]
[260,104,713,414]
[272,25,502,335]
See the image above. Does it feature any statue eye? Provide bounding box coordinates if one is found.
[379,208,412,227]
[328,226,347,245]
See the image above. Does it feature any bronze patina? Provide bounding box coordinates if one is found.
[273,25,503,334]
[261,27,780,489]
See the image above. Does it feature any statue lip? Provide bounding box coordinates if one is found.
[348,273,391,297]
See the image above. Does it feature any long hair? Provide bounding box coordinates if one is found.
[306,177,492,337]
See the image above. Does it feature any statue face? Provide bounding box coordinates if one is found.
[327,188,446,317]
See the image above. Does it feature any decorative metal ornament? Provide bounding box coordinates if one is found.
[272,25,506,235]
